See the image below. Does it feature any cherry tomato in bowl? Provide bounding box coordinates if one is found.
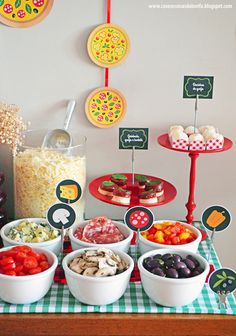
[0,245,58,304]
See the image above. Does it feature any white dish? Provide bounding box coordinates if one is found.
[0,246,58,304]
[138,220,201,255]
[0,218,61,256]
[62,247,134,305]
[69,220,133,253]
[138,248,209,307]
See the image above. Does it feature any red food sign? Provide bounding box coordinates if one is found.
[124,206,154,232]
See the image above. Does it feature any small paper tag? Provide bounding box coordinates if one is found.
[56,179,82,204]
[209,268,236,294]
[201,205,231,232]
[47,203,76,230]
[119,128,149,150]
[124,206,154,232]
[183,76,214,99]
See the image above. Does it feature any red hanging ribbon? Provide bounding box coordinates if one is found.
[104,0,111,87]
[107,0,111,24]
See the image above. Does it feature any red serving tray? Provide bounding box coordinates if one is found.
[158,134,233,154]
[89,173,177,208]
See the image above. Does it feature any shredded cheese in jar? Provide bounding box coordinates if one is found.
[14,148,86,221]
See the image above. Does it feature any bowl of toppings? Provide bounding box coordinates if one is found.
[0,218,61,256]
[138,220,201,255]
[0,245,58,304]
[69,216,133,253]
[62,247,134,305]
[138,248,209,307]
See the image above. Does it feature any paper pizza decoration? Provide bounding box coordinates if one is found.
[87,23,130,68]
[0,0,54,28]
[85,87,127,128]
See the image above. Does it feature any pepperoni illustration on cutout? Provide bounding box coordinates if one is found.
[17,10,25,18]
[33,0,45,6]
[3,4,13,14]
[124,206,154,232]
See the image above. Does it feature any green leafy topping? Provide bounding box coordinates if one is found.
[102,181,114,187]
[108,95,112,100]
[105,116,109,122]
[216,274,225,280]
[96,99,101,104]
[15,0,21,8]
[140,190,155,195]
[228,276,236,280]
[135,175,148,182]
[213,279,224,289]
[111,174,127,180]
[149,180,162,186]
[222,271,227,278]
[109,102,115,106]
[25,3,32,13]
[115,110,121,114]
[0,0,4,6]
[94,112,100,116]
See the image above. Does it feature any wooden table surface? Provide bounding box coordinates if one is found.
[0,313,235,336]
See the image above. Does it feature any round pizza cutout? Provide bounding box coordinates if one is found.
[0,0,54,28]
[87,23,130,68]
[85,87,127,128]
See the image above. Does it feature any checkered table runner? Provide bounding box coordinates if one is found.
[0,225,235,314]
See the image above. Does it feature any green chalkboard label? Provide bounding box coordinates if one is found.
[183,76,214,99]
[119,128,149,150]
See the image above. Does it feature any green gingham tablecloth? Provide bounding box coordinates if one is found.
[0,226,235,314]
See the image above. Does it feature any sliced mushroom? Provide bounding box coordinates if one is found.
[95,267,116,277]
[84,250,98,257]
[85,256,105,263]
[83,267,98,276]
[97,247,113,256]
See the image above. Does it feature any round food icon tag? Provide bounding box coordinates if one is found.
[124,206,154,232]
[56,179,82,204]
[47,203,76,230]
[201,205,231,232]
[209,268,236,294]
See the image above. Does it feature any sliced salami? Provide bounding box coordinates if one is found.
[76,216,125,244]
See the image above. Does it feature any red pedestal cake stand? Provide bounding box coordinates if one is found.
[158,134,233,239]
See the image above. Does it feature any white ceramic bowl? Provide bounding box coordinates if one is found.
[138,248,209,307]
[62,247,134,305]
[69,220,133,253]
[0,246,58,304]
[0,218,61,256]
[138,220,202,255]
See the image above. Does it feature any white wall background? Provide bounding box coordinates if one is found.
[0,0,235,268]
